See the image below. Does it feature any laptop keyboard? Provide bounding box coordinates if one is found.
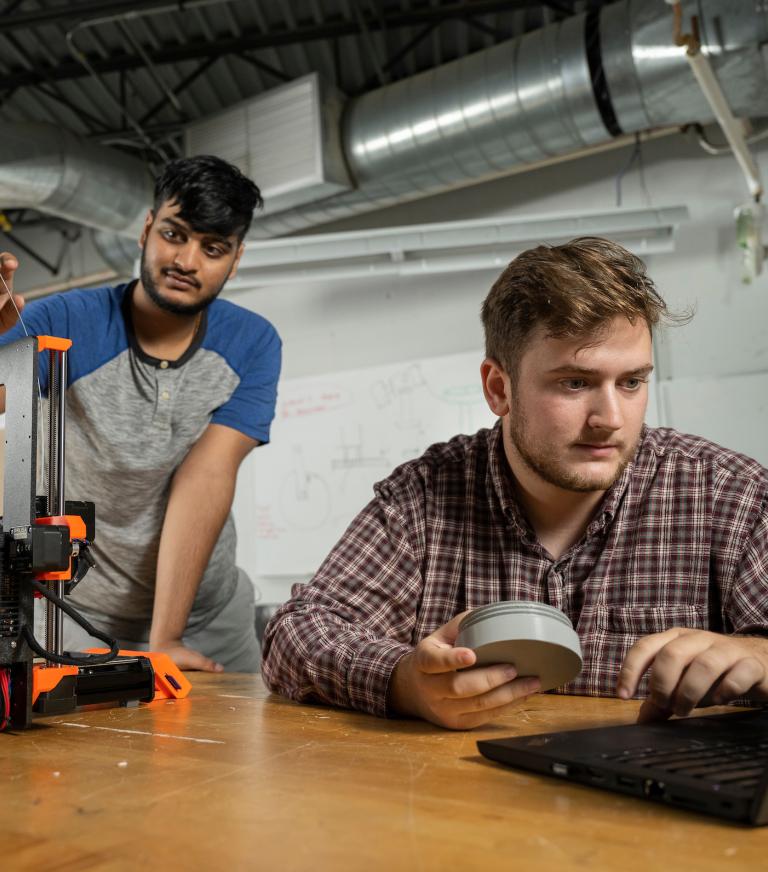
[601,740,768,792]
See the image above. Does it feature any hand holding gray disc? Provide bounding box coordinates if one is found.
[454,601,583,692]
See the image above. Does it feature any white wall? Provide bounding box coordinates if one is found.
[227,130,768,602]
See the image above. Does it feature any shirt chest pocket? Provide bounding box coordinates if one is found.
[598,605,709,636]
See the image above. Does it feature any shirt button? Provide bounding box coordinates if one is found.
[161,390,170,401]
[159,360,169,369]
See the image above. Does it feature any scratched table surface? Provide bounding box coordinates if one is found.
[1,674,764,871]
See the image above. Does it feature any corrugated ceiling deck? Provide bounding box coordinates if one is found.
[0,1,600,156]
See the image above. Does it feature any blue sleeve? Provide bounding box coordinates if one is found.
[0,286,126,396]
[210,318,282,443]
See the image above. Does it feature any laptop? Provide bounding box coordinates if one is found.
[477,708,768,825]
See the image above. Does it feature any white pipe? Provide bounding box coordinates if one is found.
[23,270,119,300]
[685,51,763,200]
[667,0,763,200]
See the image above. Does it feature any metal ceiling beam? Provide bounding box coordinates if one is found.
[0,0,25,15]
[0,229,64,275]
[355,21,439,95]
[463,16,509,40]
[0,0,561,36]
[0,0,578,89]
[89,120,194,141]
[31,83,113,132]
[139,55,219,125]
[236,52,292,84]
[0,0,539,88]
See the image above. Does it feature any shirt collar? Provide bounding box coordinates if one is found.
[121,280,208,369]
[487,421,531,538]
[487,419,646,539]
[585,458,632,535]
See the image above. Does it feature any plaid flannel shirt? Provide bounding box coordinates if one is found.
[262,423,768,717]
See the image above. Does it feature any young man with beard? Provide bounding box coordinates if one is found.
[0,155,281,672]
[262,237,768,728]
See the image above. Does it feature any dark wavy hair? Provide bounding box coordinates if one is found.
[153,155,263,240]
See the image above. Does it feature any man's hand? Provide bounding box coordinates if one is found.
[388,613,542,730]
[0,252,25,332]
[150,638,224,673]
[617,628,768,722]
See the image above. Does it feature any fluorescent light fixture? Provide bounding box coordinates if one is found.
[227,205,689,290]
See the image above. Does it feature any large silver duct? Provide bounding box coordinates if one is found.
[253,0,768,237]
[0,122,152,238]
[253,8,605,236]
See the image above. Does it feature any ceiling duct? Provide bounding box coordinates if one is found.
[0,122,152,238]
[184,72,351,216]
[251,0,768,237]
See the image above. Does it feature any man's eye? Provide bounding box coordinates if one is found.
[206,247,225,257]
[623,378,647,391]
[562,379,587,390]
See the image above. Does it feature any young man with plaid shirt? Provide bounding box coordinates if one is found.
[263,237,768,729]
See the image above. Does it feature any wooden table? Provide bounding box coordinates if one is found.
[1,674,764,871]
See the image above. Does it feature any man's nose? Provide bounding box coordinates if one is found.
[172,244,199,274]
[587,387,623,432]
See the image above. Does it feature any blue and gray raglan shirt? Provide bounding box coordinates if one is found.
[0,281,281,640]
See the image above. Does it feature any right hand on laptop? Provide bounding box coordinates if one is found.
[0,252,25,333]
[388,612,542,730]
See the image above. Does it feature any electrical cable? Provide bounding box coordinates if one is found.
[23,580,118,666]
[69,544,95,590]
[614,132,643,208]
[693,121,768,156]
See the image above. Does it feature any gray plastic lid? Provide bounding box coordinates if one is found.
[458,600,574,634]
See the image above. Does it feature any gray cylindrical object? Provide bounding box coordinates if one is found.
[455,600,583,692]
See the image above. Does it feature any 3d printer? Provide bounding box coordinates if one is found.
[0,335,189,731]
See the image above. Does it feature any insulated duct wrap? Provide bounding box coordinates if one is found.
[253,0,768,236]
[255,10,606,235]
[0,122,152,237]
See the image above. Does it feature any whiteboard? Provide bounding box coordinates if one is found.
[233,350,495,577]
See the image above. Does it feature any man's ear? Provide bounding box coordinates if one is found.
[138,210,154,249]
[480,358,512,418]
[228,241,246,281]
